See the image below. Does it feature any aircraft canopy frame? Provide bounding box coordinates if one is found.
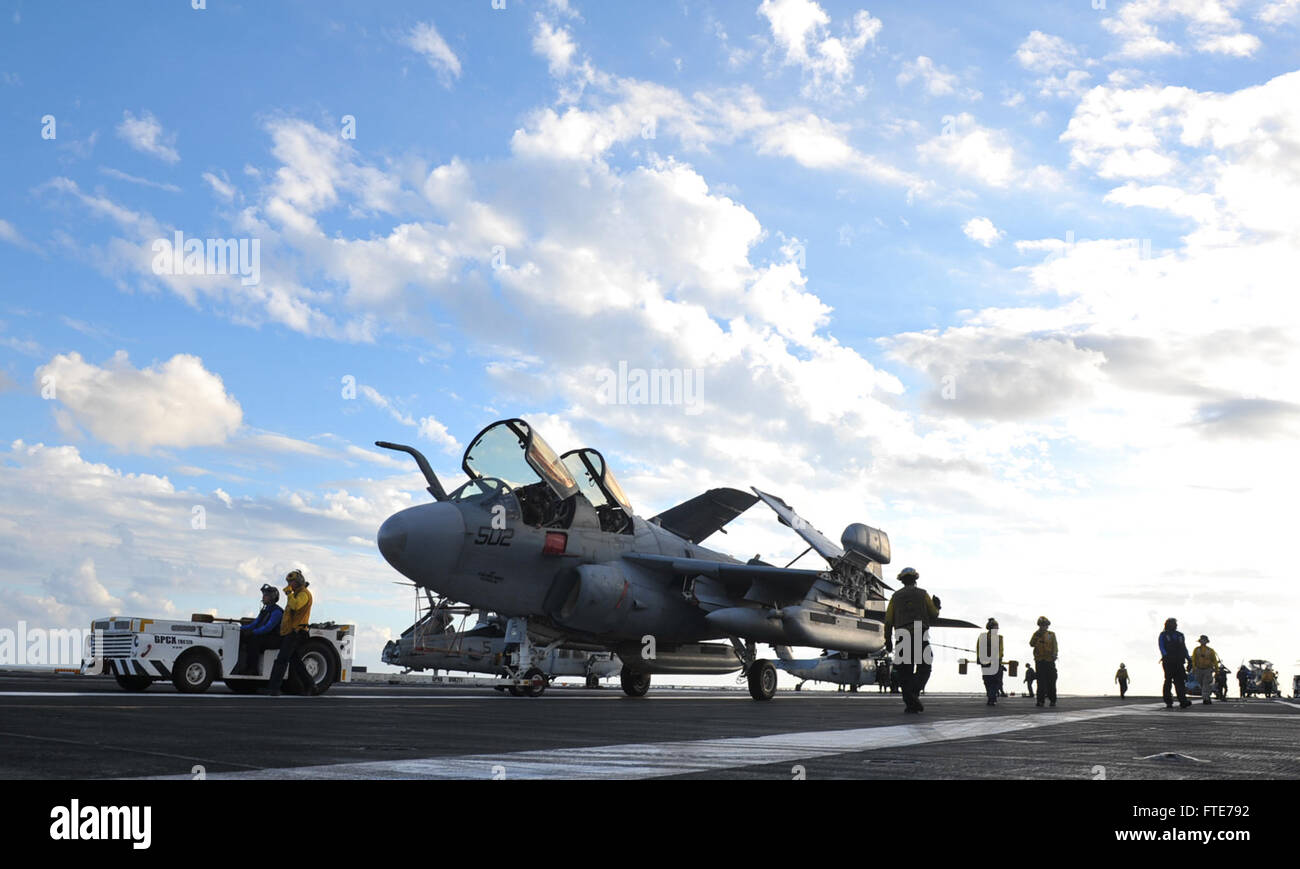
[462,419,579,501]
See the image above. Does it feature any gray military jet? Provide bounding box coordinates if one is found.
[773,646,884,692]
[376,417,964,700]
[382,604,621,693]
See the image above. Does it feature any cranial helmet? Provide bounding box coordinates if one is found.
[898,567,919,583]
[1036,616,1050,627]
[260,583,280,603]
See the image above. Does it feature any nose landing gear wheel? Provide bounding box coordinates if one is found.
[748,659,777,700]
[621,669,651,697]
[523,667,547,697]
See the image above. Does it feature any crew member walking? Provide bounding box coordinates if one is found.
[268,569,316,696]
[1191,636,1219,705]
[1158,618,1192,709]
[1029,617,1058,707]
[977,618,1004,706]
[1024,663,1036,699]
[884,567,939,714]
[1237,664,1250,699]
[1115,663,1129,698]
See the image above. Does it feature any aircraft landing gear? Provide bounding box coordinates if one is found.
[748,659,777,701]
[621,669,651,697]
[523,666,547,697]
[730,637,777,701]
[501,616,566,698]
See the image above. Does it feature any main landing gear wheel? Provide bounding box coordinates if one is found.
[748,659,777,701]
[621,669,651,697]
[523,667,547,697]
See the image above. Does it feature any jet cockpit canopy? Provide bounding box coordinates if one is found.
[462,419,579,527]
[561,448,634,534]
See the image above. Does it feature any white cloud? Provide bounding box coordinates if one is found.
[1015,31,1081,73]
[1037,69,1093,99]
[98,166,182,193]
[1015,32,1094,99]
[1062,70,1300,240]
[757,0,881,97]
[405,21,461,84]
[897,55,980,100]
[0,439,423,666]
[360,385,415,426]
[1258,0,1300,25]
[533,17,578,76]
[0,218,37,251]
[962,217,1004,246]
[202,170,236,201]
[34,351,243,453]
[918,114,1060,190]
[116,110,180,164]
[1102,0,1261,59]
[417,416,461,454]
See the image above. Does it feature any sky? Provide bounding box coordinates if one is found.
[1,0,1298,695]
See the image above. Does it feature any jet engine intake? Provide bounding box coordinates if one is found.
[548,564,634,635]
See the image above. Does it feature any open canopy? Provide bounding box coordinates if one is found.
[462,419,579,501]
[561,448,633,515]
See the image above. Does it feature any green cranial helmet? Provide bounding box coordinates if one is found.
[897,567,919,583]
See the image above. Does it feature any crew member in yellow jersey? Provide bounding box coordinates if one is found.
[268,569,316,696]
[1190,636,1219,705]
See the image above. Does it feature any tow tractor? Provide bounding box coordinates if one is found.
[82,614,354,694]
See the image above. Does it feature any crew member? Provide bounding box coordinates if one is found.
[1024,663,1036,699]
[1236,664,1251,699]
[977,618,1004,706]
[1115,663,1129,698]
[1158,617,1192,709]
[235,584,283,675]
[1214,665,1229,701]
[1191,636,1220,705]
[1029,617,1058,707]
[268,569,316,696]
[884,566,939,714]
[1260,666,1277,698]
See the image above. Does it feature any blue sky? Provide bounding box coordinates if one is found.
[2,0,1299,691]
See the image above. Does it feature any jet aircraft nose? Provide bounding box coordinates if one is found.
[377,502,465,584]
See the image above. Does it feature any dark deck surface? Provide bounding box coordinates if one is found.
[2,673,1296,779]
